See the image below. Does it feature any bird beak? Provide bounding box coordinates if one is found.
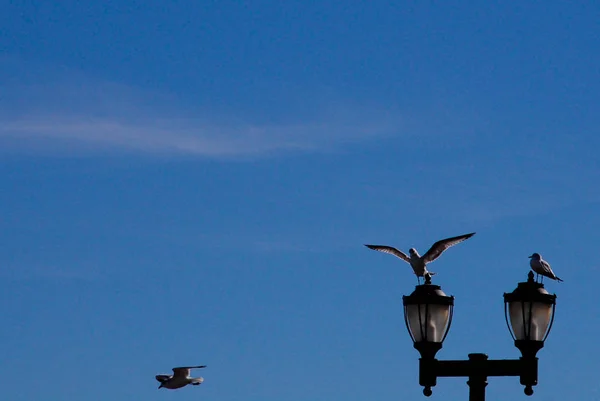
[528,255,533,258]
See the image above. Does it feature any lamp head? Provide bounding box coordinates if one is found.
[403,283,454,359]
[504,271,557,358]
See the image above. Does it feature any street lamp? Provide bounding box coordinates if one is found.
[403,276,454,360]
[402,271,557,401]
[504,271,557,359]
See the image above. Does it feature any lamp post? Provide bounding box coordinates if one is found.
[402,271,557,401]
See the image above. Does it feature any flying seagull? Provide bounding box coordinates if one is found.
[529,253,562,283]
[156,365,207,390]
[365,232,476,284]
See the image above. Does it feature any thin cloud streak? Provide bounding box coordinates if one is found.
[0,115,397,157]
[0,62,401,157]
[1,264,103,281]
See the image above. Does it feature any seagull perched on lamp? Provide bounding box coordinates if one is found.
[529,253,562,283]
[365,232,476,284]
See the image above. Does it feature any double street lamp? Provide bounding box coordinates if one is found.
[402,271,557,401]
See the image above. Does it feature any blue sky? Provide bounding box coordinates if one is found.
[1,1,599,400]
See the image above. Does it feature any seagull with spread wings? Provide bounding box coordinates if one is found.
[156,365,207,390]
[529,253,562,283]
[365,232,476,284]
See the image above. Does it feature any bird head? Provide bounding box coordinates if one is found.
[528,253,541,259]
[409,248,418,256]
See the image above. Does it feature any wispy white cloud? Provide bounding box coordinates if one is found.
[0,115,397,157]
[0,62,401,158]
[1,264,102,281]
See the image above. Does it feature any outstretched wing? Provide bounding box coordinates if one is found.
[172,368,191,378]
[172,366,207,378]
[364,245,410,263]
[422,233,475,263]
[155,375,171,383]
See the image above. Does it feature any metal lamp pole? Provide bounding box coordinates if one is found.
[403,272,557,400]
